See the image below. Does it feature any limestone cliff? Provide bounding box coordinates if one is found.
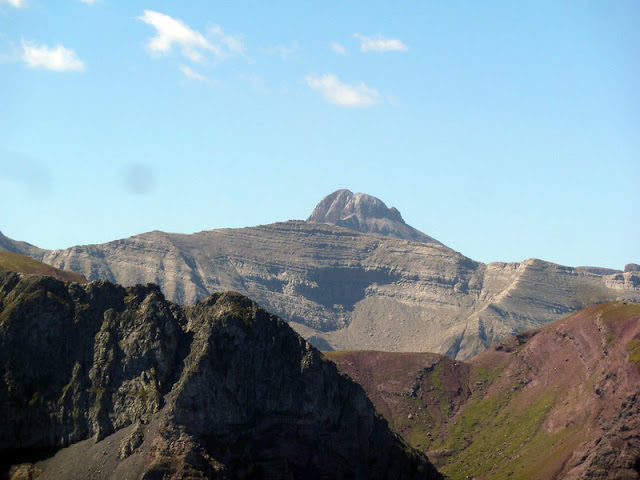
[0,270,440,479]
[39,221,640,359]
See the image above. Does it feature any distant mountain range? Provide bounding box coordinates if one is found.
[327,301,640,479]
[2,189,639,359]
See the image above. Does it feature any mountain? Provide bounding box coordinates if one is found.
[7,191,640,359]
[0,270,440,479]
[307,189,441,244]
[326,301,640,479]
[0,230,45,258]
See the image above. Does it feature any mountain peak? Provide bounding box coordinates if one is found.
[307,189,442,244]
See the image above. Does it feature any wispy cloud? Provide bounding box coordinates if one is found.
[264,42,298,60]
[78,0,98,4]
[179,64,207,82]
[137,10,246,65]
[21,40,85,72]
[305,73,380,107]
[137,10,220,62]
[209,25,246,58]
[353,33,408,53]
[0,0,26,8]
[330,42,346,55]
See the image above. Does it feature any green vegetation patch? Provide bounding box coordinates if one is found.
[600,302,640,325]
[626,339,640,368]
[471,363,507,390]
[436,389,558,480]
[0,251,86,283]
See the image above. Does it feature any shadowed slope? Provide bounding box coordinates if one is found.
[0,271,441,479]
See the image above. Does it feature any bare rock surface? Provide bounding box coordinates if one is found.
[6,191,639,360]
[307,189,442,244]
[0,270,441,479]
[39,220,640,359]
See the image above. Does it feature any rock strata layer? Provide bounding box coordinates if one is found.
[37,221,640,359]
[0,270,441,479]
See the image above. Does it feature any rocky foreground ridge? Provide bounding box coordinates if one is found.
[327,302,640,479]
[3,190,639,359]
[0,269,440,479]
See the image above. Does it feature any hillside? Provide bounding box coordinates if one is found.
[0,271,440,479]
[0,251,87,283]
[327,301,640,479]
[6,191,640,359]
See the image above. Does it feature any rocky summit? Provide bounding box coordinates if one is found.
[0,269,441,480]
[327,302,640,479]
[307,189,441,244]
[4,191,640,359]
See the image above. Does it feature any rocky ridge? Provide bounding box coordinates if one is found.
[327,301,640,479]
[0,269,440,479]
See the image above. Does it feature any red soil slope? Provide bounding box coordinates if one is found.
[326,301,640,479]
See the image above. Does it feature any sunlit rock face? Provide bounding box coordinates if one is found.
[307,189,442,244]
[7,190,639,360]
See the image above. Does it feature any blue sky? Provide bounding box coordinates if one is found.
[1,0,638,269]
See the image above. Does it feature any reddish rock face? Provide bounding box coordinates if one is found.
[327,302,640,479]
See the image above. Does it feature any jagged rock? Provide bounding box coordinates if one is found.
[625,263,640,273]
[118,423,144,459]
[0,271,441,479]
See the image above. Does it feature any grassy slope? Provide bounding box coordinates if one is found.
[0,251,87,283]
[326,302,640,479]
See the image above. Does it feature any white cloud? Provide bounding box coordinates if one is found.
[330,42,346,55]
[353,33,408,53]
[305,73,380,107]
[179,65,207,82]
[21,40,85,72]
[78,0,97,4]
[1,0,26,7]
[137,10,221,63]
[137,10,247,65]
